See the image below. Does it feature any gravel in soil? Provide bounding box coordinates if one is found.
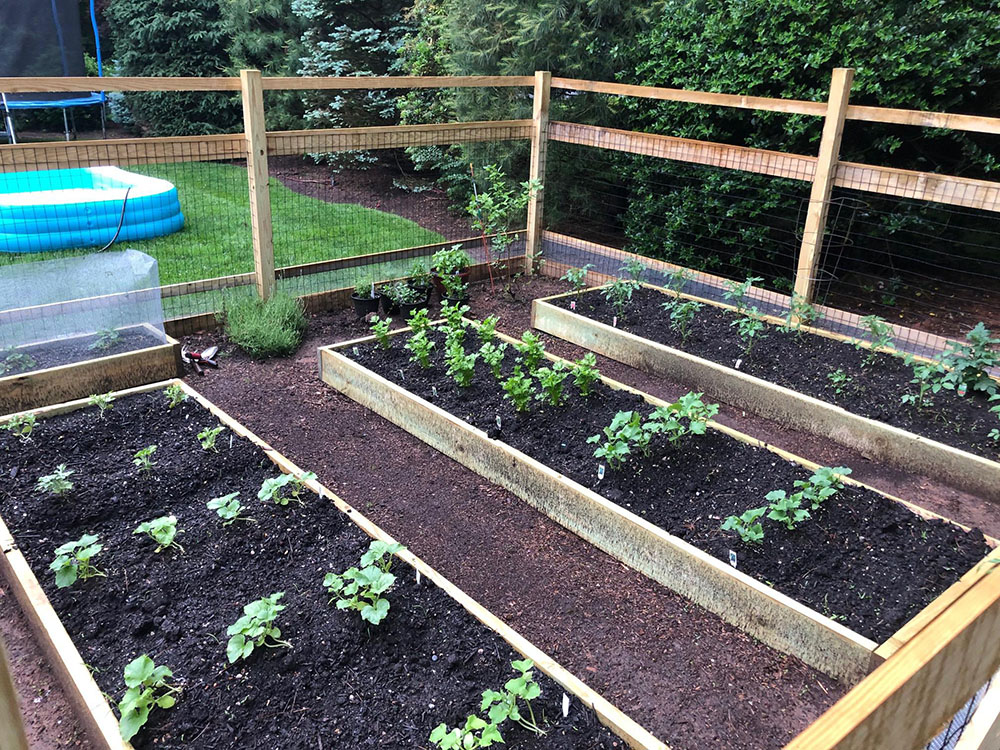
[552,287,1000,461]
[0,392,621,750]
[2,328,165,377]
[344,324,990,644]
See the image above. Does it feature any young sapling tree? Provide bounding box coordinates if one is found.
[721,507,767,544]
[534,361,569,406]
[36,464,74,496]
[571,353,600,396]
[133,445,157,474]
[514,331,546,370]
[669,299,703,345]
[370,316,393,349]
[88,392,115,417]
[405,330,436,368]
[164,383,187,409]
[560,264,594,294]
[324,540,406,625]
[134,515,184,553]
[117,654,181,742]
[2,412,36,441]
[50,534,105,588]
[198,425,225,452]
[766,490,810,530]
[226,592,290,663]
[207,492,256,525]
[479,341,508,379]
[502,367,536,412]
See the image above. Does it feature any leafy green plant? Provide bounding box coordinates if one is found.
[0,346,37,375]
[370,315,393,350]
[857,315,895,366]
[668,299,703,345]
[430,714,503,749]
[36,464,74,495]
[164,383,187,409]
[644,392,719,445]
[827,368,852,395]
[620,258,647,283]
[431,244,472,276]
[779,293,820,334]
[409,260,432,289]
[445,341,478,387]
[117,655,181,742]
[258,474,304,506]
[766,490,810,530]
[989,395,1000,443]
[794,466,852,510]
[133,445,157,474]
[534,362,569,406]
[731,308,767,359]
[722,276,763,314]
[226,592,290,663]
[198,425,225,452]
[901,358,950,409]
[50,534,105,588]
[407,307,432,335]
[603,277,640,317]
[134,515,184,553]
[440,273,469,300]
[502,367,536,412]
[940,322,1000,395]
[721,507,767,544]
[514,331,546,370]
[2,413,36,441]
[440,300,470,330]
[405,330,436,369]
[207,492,256,525]
[88,392,115,417]
[323,540,406,625]
[663,268,692,296]
[465,165,540,278]
[219,291,307,359]
[480,659,545,735]
[477,315,499,344]
[88,327,122,351]
[479,342,508,379]
[561,264,594,293]
[587,410,643,468]
[572,353,601,396]
[354,276,377,299]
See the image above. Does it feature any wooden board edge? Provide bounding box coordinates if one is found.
[953,672,1000,750]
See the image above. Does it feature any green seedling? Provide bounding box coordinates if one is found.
[603,277,640,317]
[534,362,569,407]
[940,322,1000,395]
[477,315,499,344]
[258,474,303,506]
[3,413,37,441]
[370,316,392,350]
[117,655,181,742]
[572,353,601,397]
[407,307,432,335]
[134,515,183,553]
[88,392,115,417]
[669,299,703,345]
[514,331,546,371]
[663,268,692,295]
[445,340,478,387]
[36,464,74,495]
[644,391,719,446]
[0,346,37,375]
[989,395,1000,443]
[133,445,157,474]
[827,368,852,395]
[226,592,290,663]
[588,410,643,468]
[440,300,470,330]
[901,357,950,409]
[164,383,187,409]
[857,315,894,366]
[324,540,406,625]
[561,264,594,293]
[502,367,536,412]
[620,258,646,283]
[50,533,105,588]
[721,507,767,544]
[766,490,810,530]
[479,341,508,379]
[481,659,546,734]
[405,330,436,369]
[731,308,767,359]
[207,492,256,525]
[794,466,852,510]
[430,715,504,749]
[722,276,763,313]
[779,293,820,334]
[88,327,121,351]
[198,425,225,452]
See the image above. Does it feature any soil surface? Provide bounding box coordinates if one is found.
[0,392,621,749]
[2,328,165,377]
[553,287,1000,461]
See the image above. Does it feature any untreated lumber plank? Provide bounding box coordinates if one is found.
[0,134,245,171]
[240,70,275,300]
[0,639,28,750]
[261,75,534,90]
[525,72,551,270]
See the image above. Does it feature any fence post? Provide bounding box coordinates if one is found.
[240,69,276,301]
[0,639,28,750]
[793,67,854,303]
[525,70,552,274]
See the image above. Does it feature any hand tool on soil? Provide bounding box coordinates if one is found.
[181,345,219,376]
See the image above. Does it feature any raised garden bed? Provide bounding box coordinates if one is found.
[320,320,995,685]
[0,380,658,750]
[0,324,181,415]
[531,284,1000,503]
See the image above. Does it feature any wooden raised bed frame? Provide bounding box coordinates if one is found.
[531,283,1000,504]
[0,324,182,415]
[0,380,662,750]
[319,324,997,688]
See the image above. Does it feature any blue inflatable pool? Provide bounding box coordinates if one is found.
[0,166,184,253]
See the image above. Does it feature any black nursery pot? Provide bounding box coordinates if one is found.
[381,295,401,316]
[399,294,430,318]
[443,293,470,305]
[351,293,381,318]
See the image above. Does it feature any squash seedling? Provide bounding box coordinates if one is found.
[370,315,393,350]
[134,515,184,553]
[258,473,308,506]
[226,592,291,663]
[324,540,406,625]
[87,392,115,417]
[481,659,545,735]
[2,412,36,442]
[36,464,74,495]
[198,425,225,452]
[88,327,121,351]
[133,445,157,474]
[721,507,767,544]
[479,341,508,379]
[0,346,36,375]
[430,715,503,749]
[164,383,187,408]
[501,367,536,412]
[50,534,105,588]
[572,353,600,396]
[117,654,181,742]
[207,492,256,525]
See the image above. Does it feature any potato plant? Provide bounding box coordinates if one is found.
[87,392,115,417]
[36,464,74,495]
[133,445,157,474]
[226,592,290,663]
[117,654,181,741]
[134,515,184,553]
[571,353,600,396]
[207,492,256,525]
[324,540,406,625]
[164,383,187,408]
[50,534,105,588]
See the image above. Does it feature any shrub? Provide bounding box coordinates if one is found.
[220,292,307,359]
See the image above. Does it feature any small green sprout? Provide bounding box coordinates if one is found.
[0,346,37,375]
[901,357,950,409]
[502,367,536,412]
[50,533,105,588]
[940,322,1000,395]
[405,330,435,369]
[371,315,392,349]
[478,315,500,344]
[3,412,37,441]
[87,392,115,417]
[572,352,601,396]
[827,368,852,395]
[731,308,767,359]
[323,540,406,625]
[479,341,508,379]
[445,340,479,387]
[794,466,852,510]
[198,425,225,452]
[603,277,640,317]
[430,715,503,749]
[857,315,894,366]
[668,299,703,345]
[36,464,74,495]
[721,507,767,544]
[561,264,594,293]
[406,307,432,335]
[207,492,256,525]
[164,383,187,409]
[988,395,1000,443]
[620,258,646,283]
[766,490,810,530]
[88,327,121,351]
[514,331,546,371]
[534,361,569,406]
[440,300,470,330]
[779,293,820,334]
[133,515,183,553]
[482,659,545,734]
[258,474,301,506]
[117,655,181,742]
[587,410,643,469]
[722,276,763,314]
[133,445,157,474]
[226,592,290,663]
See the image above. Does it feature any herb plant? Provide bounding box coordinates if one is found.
[603,277,640,317]
[620,258,647,283]
[766,490,810,530]
[445,341,478,387]
[89,327,121,351]
[207,492,256,525]
[721,507,767,544]
[514,331,546,370]
[722,276,763,314]
[668,299,703,345]
[827,368,852,395]
[858,315,894,366]
[940,322,1000,395]
[354,276,377,299]
[134,515,184,553]
[477,315,499,344]
[3,413,36,441]
[36,464,74,495]
[50,534,105,588]
[561,264,594,293]
[405,330,436,368]
[479,342,508,379]
[88,392,115,417]
[440,273,469,300]
[407,307,432,335]
[133,445,157,474]
[226,592,291,663]
[324,540,405,625]
[164,383,187,408]
[502,367,535,412]
[534,362,569,406]
[370,316,392,349]
[572,353,600,396]
[731,308,767,359]
[117,655,181,742]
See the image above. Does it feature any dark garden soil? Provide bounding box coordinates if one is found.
[0,392,622,750]
[553,287,1000,462]
[2,328,165,377]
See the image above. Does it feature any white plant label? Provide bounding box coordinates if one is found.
[432,386,438,398]
[570,300,576,310]
[496,415,502,429]
[352,346,360,356]
[612,316,618,328]
[729,550,737,568]
[734,358,743,370]
[597,464,605,481]
[562,693,570,718]
[416,570,421,585]
[399,369,405,380]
